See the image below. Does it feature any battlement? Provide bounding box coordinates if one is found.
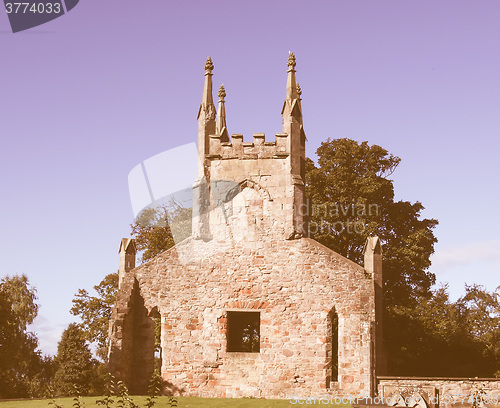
[207,132,289,160]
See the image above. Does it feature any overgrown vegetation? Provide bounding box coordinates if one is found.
[46,373,177,408]
[71,386,85,408]
[0,396,318,408]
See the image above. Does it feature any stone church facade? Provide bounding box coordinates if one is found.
[107,54,386,399]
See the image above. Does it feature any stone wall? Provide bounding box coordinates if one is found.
[378,377,500,408]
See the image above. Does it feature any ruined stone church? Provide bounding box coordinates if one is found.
[107,53,385,399]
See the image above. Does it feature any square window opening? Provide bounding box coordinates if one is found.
[227,311,260,353]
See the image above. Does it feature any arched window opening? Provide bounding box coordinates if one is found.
[149,306,162,372]
[327,307,339,386]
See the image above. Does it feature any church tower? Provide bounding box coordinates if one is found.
[192,53,308,242]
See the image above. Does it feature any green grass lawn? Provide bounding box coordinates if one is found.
[0,396,347,408]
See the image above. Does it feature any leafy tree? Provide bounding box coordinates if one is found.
[459,284,500,342]
[71,273,118,361]
[457,284,500,376]
[53,323,95,396]
[131,207,175,263]
[0,274,39,329]
[0,274,42,398]
[131,202,192,263]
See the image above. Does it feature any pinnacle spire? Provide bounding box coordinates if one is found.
[218,84,226,100]
[216,85,229,142]
[199,57,216,116]
[281,51,305,148]
[286,52,298,100]
[197,56,217,178]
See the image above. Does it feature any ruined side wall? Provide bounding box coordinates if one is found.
[108,276,156,394]
[114,237,376,399]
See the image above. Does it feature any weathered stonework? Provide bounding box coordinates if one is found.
[378,377,500,408]
[108,54,385,399]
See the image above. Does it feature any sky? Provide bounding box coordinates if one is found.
[1,1,499,356]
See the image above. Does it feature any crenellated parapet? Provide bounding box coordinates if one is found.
[207,132,289,160]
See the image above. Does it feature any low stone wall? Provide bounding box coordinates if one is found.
[378,377,500,408]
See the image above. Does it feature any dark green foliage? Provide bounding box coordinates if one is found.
[115,380,139,408]
[71,274,119,361]
[96,373,116,408]
[72,385,86,408]
[48,386,65,408]
[131,206,175,263]
[53,323,95,396]
[94,372,179,408]
[145,371,162,408]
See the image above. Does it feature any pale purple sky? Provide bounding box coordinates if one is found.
[1,1,499,355]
